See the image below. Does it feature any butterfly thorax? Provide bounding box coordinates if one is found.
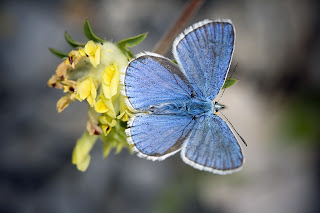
[147,98,217,116]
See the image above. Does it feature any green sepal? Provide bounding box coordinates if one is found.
[222,78,238,89]
[48,48,68,58]
[102,140,112,158]
[117,33,148,59]
[64,31,85,48]
[117,33,147,48]
[100,121,132,158]
[83,19,106,43]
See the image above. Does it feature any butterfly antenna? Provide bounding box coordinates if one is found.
[217,62,238,102]
[219,110,247,146]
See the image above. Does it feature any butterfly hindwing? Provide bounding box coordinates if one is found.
[126,114,195,160]
[181,114,243,174]
[173,20,235,100]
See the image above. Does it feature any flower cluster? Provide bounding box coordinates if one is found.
[48,20,146,171]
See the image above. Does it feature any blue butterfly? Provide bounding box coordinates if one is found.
[122,19,244,174]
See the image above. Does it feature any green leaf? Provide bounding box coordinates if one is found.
[48,48,68,58]
[64,31,85,48]
[102,142,112,158]
[99,122,133,158]
[100,130,117,158]
[83,19,105,43]
[117,33,147,59]
[222,78,238,89]
[117,32,148,48]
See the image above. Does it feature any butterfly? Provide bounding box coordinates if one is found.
[122,19,244,174]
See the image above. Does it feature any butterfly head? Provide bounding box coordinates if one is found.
[211,101,225,115]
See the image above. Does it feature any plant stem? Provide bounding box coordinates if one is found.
[153,0,206,55]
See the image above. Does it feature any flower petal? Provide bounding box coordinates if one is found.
[72,131,98,172]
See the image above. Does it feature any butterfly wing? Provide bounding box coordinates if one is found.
[124,52,195,160]
[181,114,243,174]
[126,114,195,160]
[172,20,235,100]
[123,52,192,112]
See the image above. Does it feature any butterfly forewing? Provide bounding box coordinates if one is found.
[173,20,235,100]
[124,53,192,112]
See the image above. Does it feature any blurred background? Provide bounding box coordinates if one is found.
[1,0,319,212]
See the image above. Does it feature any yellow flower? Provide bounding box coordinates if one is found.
[102,64,120,100]
[84,40,101,68]
[116,94,132,122]
[117,109,132,122]
[66,50,85,69]
[48,20,149,173]
[94,98,109,113]
[47,61,70,90]
[78,48,86,56]
[47,74,64,89]
[72,131,98,172]
[76,77,97,106]
[94,96,117,118]
[56,60,69,79]
[56,93,74,113]
[99,115,117,136]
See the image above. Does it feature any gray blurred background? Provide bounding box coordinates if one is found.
[1,0,320,212]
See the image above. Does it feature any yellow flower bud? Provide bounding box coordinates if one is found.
[84,41,101,68]
[78,48,86,56]
[56,93,74,113]
[99,115,117,136]
[72,131,98,172]
[102,64,119,100]
[76,77,97,106]
[94,96,116,118]
[55,61,69,79]
[117,94,132,122]
[94,99,109,113]
[117,110,132,122]
[66,50,85,69]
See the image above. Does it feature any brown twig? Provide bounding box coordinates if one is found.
[153,0,206,55]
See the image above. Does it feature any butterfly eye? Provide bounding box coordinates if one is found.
[191,91,196,98]
[214,102,225,112]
